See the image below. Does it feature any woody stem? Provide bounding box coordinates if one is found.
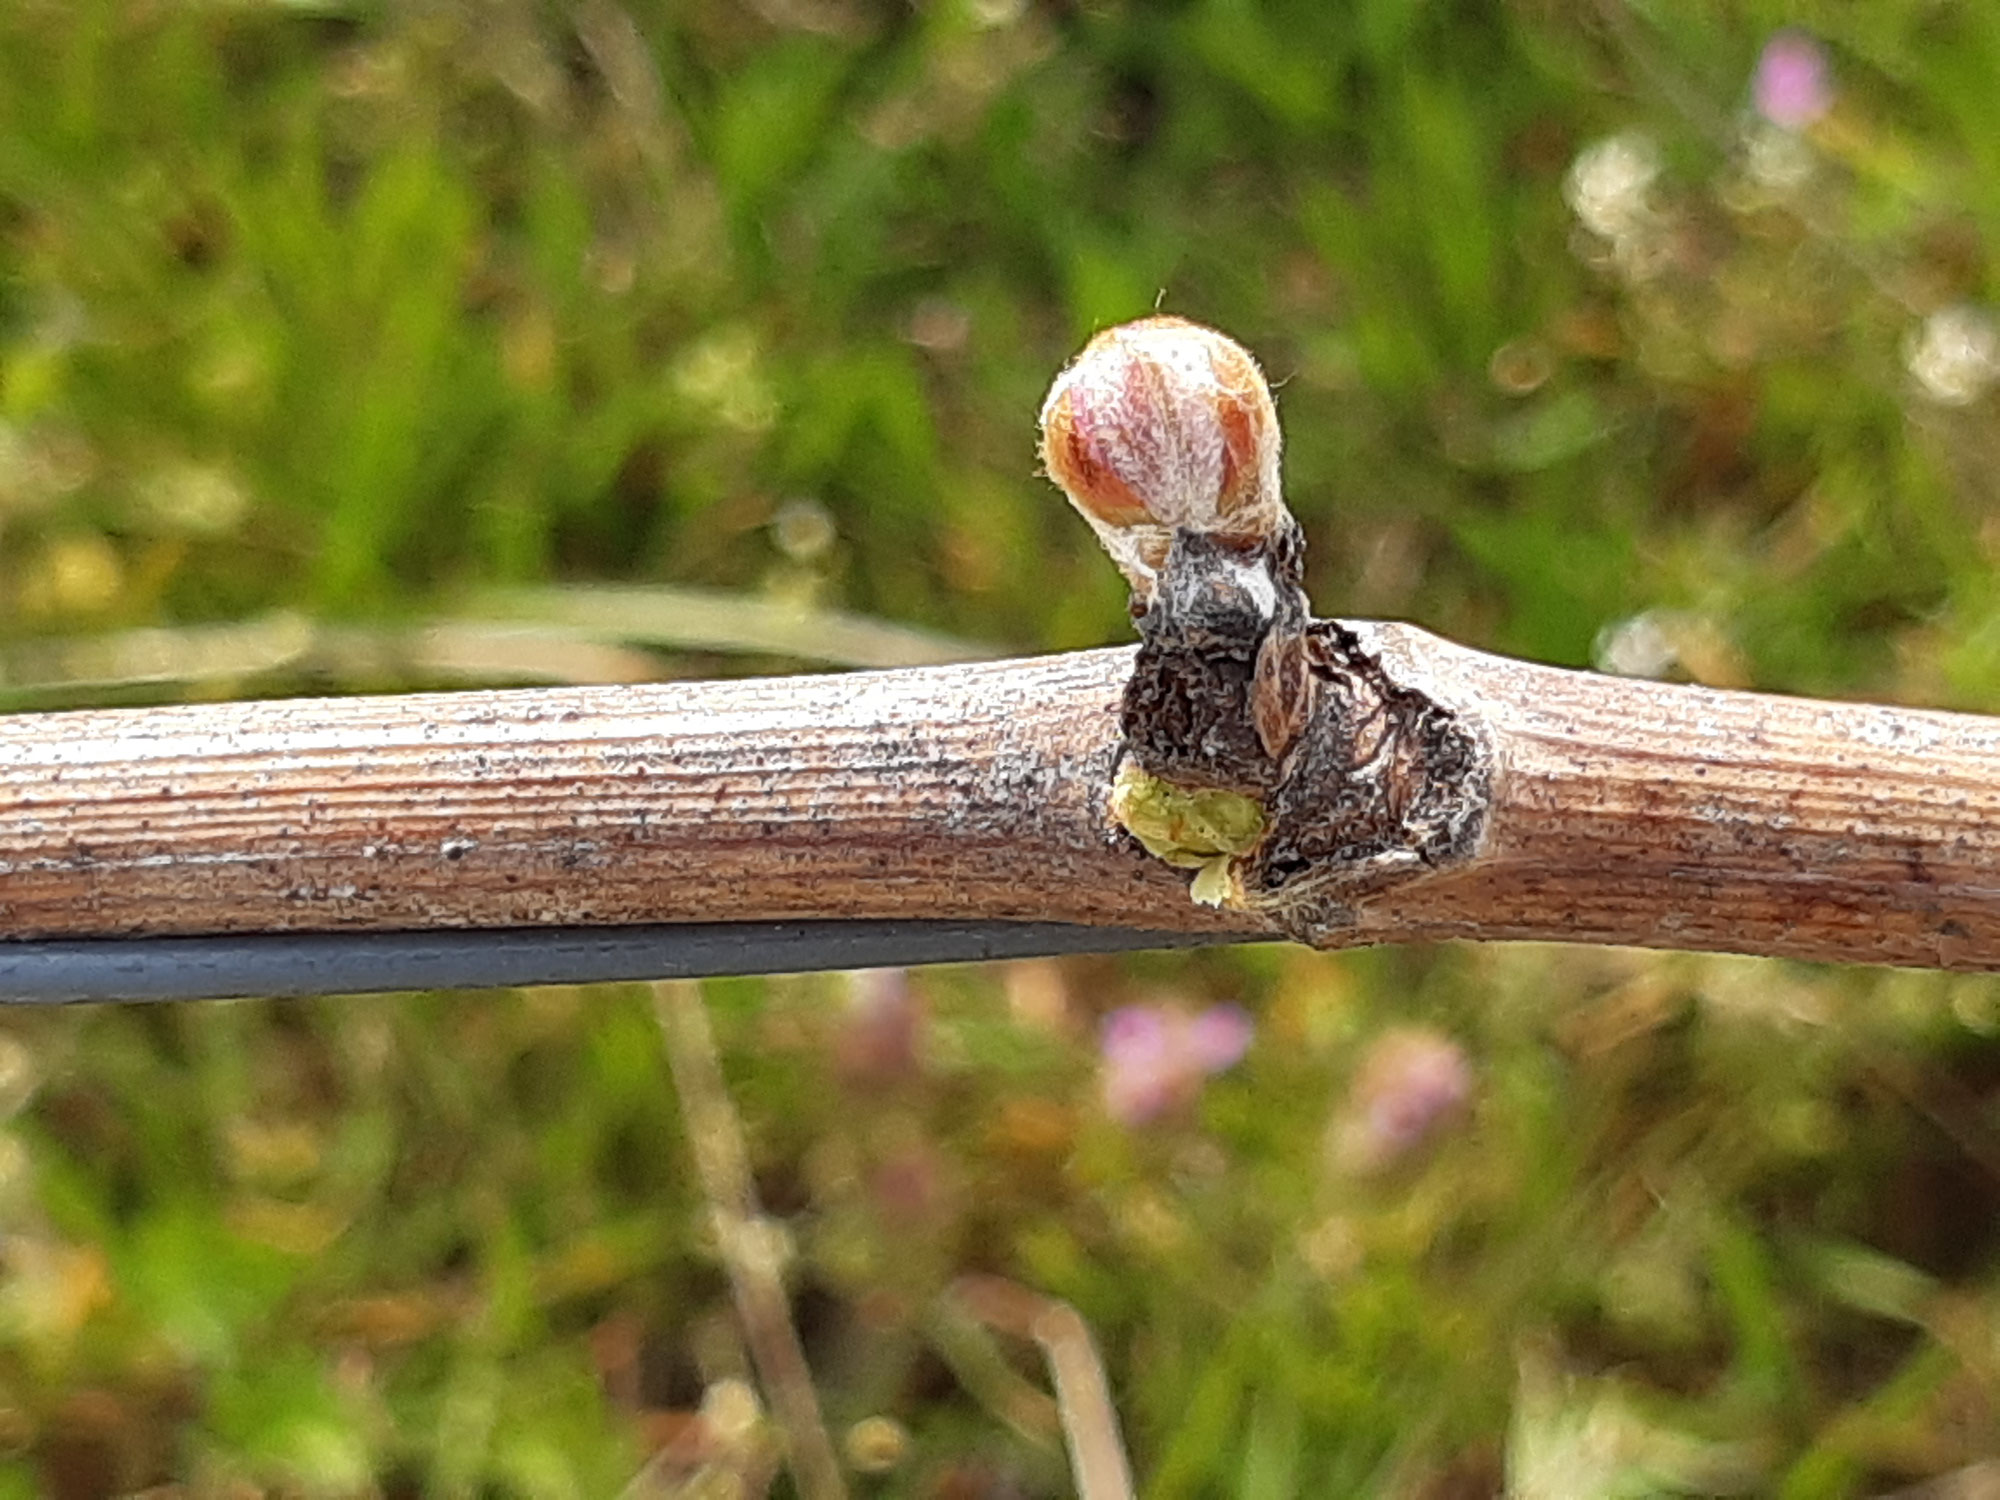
[0,625,1997,972]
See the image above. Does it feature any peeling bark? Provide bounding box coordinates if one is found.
[1113,529,1491,944]
[1238,621,1490,942]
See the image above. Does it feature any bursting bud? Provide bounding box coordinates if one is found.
[1040,316,1288,598]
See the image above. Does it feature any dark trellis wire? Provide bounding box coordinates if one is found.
[0,922,1254,1004]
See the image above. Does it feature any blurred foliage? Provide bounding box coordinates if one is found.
[2,0,2000,1494]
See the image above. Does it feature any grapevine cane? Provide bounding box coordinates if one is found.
[2,319,2000,999]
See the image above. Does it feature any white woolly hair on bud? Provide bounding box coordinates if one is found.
[1038,315,1287,597]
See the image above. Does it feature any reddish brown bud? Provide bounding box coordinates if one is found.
[1040,316,1287,595]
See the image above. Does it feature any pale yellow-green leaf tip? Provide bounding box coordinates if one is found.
[1109,762,1265,907]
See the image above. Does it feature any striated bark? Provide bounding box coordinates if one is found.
[0,623,1997,971]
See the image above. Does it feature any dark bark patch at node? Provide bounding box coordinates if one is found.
[1114,528,1491,944]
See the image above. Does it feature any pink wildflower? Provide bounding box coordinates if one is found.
[1333,1027,1474,1174]
[835,968,922,1088]
[1753,31,1833,131]
[1099,1003,1253,1125]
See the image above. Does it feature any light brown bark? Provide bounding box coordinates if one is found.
[1,623,1997,971]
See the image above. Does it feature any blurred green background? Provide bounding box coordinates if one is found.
[3,1,2000,1495]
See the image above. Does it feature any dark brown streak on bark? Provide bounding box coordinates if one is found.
[1119,525,1312,796]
